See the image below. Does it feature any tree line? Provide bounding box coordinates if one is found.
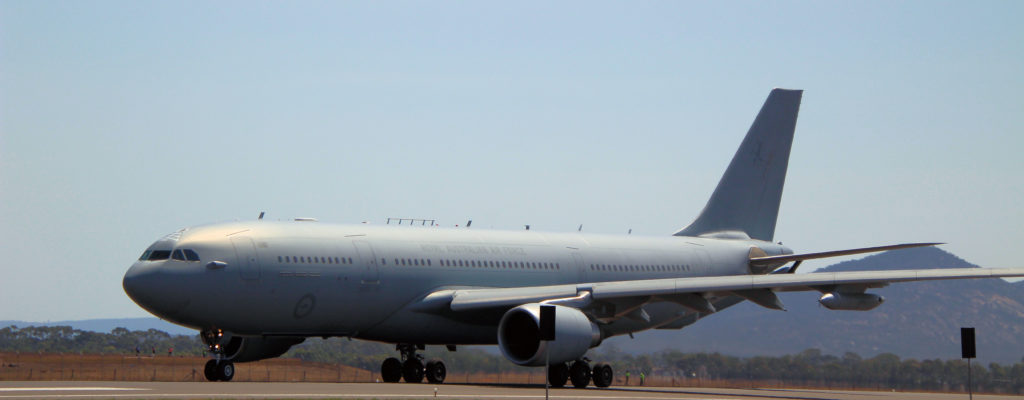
[2,325,1021,393]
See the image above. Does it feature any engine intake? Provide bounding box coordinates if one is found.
[818,292,884,311]
[497,303,601,366]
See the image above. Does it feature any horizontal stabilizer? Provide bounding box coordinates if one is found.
[749,243,942,266]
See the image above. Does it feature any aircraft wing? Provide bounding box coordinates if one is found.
[422,267,1024,313]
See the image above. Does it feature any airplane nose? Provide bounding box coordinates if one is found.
[123,262,154,306]
[123,262,188,317]
[123,265,140,300]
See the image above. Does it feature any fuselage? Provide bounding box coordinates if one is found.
[123,220,791,344]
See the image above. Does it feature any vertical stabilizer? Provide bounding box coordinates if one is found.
[674,89,802,241]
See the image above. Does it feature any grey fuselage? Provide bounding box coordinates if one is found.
[123,220,790,345]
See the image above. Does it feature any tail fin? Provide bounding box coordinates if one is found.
[674,88,803,241]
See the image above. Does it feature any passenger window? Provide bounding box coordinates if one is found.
[172,249,186,261]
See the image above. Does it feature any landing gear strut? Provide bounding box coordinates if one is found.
[380,344,446,384]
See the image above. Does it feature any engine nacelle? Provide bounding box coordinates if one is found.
[222,336,306,363]
[497,303,601,366]
[818,292,884,311]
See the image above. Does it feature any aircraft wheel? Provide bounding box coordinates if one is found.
[548,363,569,388]
[381,357,402,383]
[217,360,235,382]
[569,360,591,388]
[592,363,613,387]
[425,359,446,384]
[203,359,219,381]
[402,358,424,383]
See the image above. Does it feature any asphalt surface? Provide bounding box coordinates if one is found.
[0,381,1018,400]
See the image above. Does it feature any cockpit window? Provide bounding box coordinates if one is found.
[147,250,171,261]
[170,249,201,262]
[139,251,151,261]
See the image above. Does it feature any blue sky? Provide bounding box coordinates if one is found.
[1,1,1022,321]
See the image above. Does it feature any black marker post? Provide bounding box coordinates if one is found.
[961,327,976,400]
[539,305,556,400]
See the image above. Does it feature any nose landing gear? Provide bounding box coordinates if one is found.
[200,329,235,382]
[203,358,235,382]
[380,344,446,384]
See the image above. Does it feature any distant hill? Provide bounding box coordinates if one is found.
[0,317,196,336]
[601,247,1024,364]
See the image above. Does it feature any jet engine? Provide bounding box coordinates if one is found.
[497,303,601,366]
[818,292,884,311]
[220,336,306,362]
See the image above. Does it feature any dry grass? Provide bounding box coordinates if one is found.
[0,352,371,382]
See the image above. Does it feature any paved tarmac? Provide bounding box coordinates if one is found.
[0,381,1018,400]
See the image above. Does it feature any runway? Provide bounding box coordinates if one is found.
[0,381,1017,400]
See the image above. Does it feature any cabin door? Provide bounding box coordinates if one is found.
[571,252,586,283]
[353,240,380,285]
[230,237,260,281]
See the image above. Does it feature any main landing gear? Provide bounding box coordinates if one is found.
[200,329,235,382]
[380,344,446,384]
[547,359,613,388]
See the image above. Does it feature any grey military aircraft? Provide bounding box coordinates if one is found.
[123,89,1024,387]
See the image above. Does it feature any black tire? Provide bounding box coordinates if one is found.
[592,363,613,388]
[569,360,591,388]
[381,357,402,383]
[402,358,424,383]
[548,363,569,388]
[204,359,219,381]
[217,361,235,382]
[425,359,446,384]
